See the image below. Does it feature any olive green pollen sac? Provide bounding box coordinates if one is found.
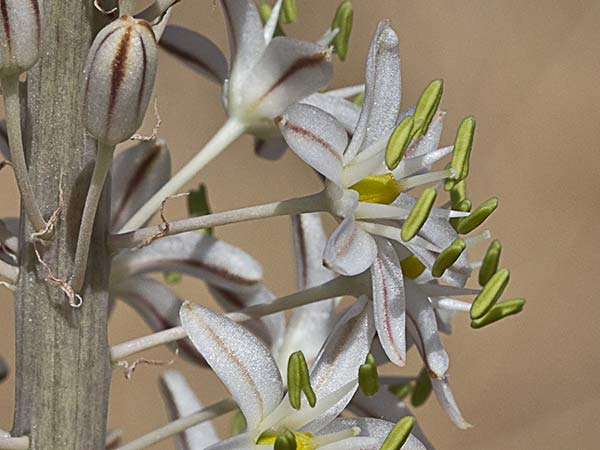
[401,188,437,242]
[331,1,353,61]
[450,180,467,208]
[450,198,472,230]
[456,197,498,234]
[388,383,412,400]
[432,239,466,278]
[479,239,502,286]
[470,268,510,320]
[358,353,379,396]
[287,351,316,410]
[385,115,415,170]
[281,0,298,23]
[470,298,526,329]
[412,79,444,136]
[445,116,476,190]
[379,416,415,450]
[410,367,432,407]
[274,430,297,450]
[231,410,247,435]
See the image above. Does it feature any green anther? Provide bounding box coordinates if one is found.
[379,416,415,450]
[188,183,213,235]
[359,353,379,397]
[401,188,437,242]
[281,0,297,23]
[479,239,502,286]
[450,198,472,230]
[446,116,476,190]
[163,271,182,285]
[274,430,297,450]
[410,368,432,407]
[331,1,353,61]
[432,239,466,278]
[258,2,285,37]
[297,352,317,407]
[450,180,467,208]
[413,79,443,136]
[287,351,316,409]
[352,90,364,106]
[389,383,412,400]
[400,255,426,279]
[456,197,498,234]
[471,298,526,329]
[231,411,247,435]
[470,268,510,320]
[385,116,414,170]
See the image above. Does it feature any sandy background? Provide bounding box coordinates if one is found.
[2,1,600,449]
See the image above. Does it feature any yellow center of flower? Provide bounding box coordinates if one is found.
[349,173,401,204]
[257,430,315,450]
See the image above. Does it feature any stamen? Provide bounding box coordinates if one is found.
[446,115,476,190]
[412,79,444,136]
[330,0,353,61]
[479,239,502,286]
[392,145,453,179]
[463,229,491,247]
[471,298,526,329]
[396,168,455,191]
[400,188,437,242]
[287,351,317,410]
[359,222,442,252]
[431,297,472,313]
[455,197,498,234]
[400,255,426,279]
[431,239,466,278]
[380,417,415,450]
[470,268,510,320]
[358,353,379,396]
[385,116,414,170]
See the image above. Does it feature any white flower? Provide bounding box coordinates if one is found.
[178,299,428,450]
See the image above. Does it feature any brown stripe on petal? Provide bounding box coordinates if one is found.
[293,215,309,289]
[174,258,259,286]
[107,26,133,132]
[281,120,342,162]
[160,40,222,82]
[1,0,11,52]
[111,143,163,229]
[30,0,40,45]
[259,52,329,101]
[85,28,120,103]
[136,33,148,119]
[374,256,403,363]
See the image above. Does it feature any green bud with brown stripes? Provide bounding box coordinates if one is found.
[0,0,41,75]
[84,16,158,146]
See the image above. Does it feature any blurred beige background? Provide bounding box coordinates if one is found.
[2,1,600,449]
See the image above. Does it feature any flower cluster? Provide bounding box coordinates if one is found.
[0,1,525,449]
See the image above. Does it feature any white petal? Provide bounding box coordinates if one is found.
[317,437,382,450]
[160,370,219,450]
[241,37,332,119]
[160,25,228,83]
[278,104,346,185]
[209,285,285,353]
[254,137,287,160]
[405,281,449,378]
[371,238,406,366]
[348,392,434,450]
[111,232,262,293]
[345,20,401,160]
[112,276,205,365]
[301,93,361,134]
[221,0,266,92]
[323,216,378,276]
[180,303,283,430]
[301,297,376,432]
[431,376,471,429]
[110,140,171,231]
[206,433,253,450]
[276,214,336,370]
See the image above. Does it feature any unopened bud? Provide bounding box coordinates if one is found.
[0,0,41,75]
[84,17,158,145]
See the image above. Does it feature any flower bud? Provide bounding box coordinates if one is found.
[0,0,41,75]
[84,16,158,146]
